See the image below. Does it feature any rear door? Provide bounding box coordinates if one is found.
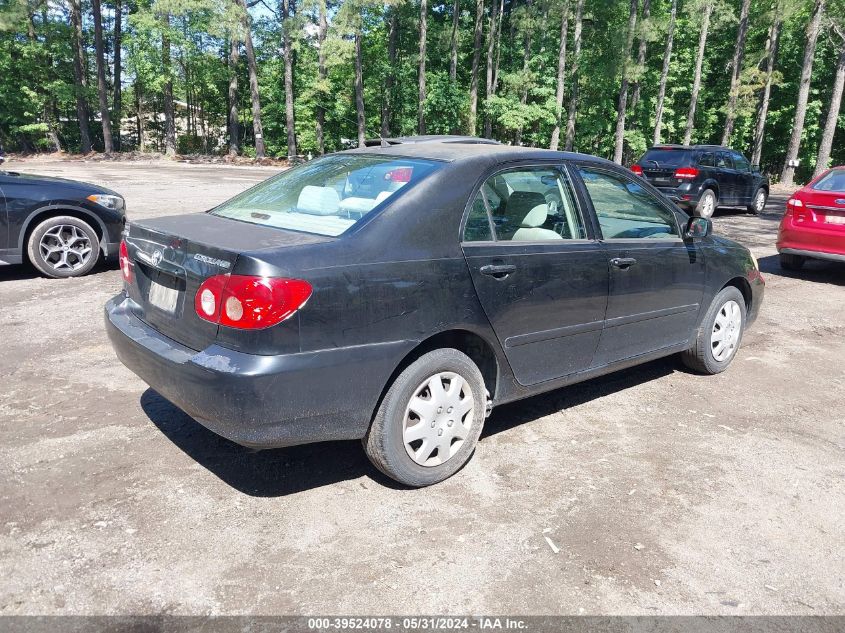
[716,151,737,203]
[572,163,705,365]
[0,182,7,251]
[462,164,609,386]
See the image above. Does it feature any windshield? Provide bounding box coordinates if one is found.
[812,168,845,193]
[640,148,692,168]
[210,154,443,236]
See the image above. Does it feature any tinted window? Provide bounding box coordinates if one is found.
[474,167,586,242]
[732,152,750,171]
[211,155,442,236]
[464,195,494,241]
[641,148,692,167]
[578,166,680,240]
[812,168,845,192]
[716,152,733,169]
[699,152,715,167]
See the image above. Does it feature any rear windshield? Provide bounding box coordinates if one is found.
[812,168,845,192]
[210,154,442,236]
[640,148,692,167]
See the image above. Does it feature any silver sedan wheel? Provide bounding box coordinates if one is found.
[711,299,742,362]
[39,225,93,272]
[403,372,475,467]
[754,190,767,212]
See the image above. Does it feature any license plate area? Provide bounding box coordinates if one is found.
[146,270,183,314]
[824,214,845,225]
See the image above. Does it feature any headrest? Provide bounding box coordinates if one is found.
[297,185,341,215]
[520,204,550,228]
[506,191,546,218]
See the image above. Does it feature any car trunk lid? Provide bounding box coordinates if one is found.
[803,191,845,230]
[124,213,330,351]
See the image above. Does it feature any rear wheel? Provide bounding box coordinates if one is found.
[27,215,100,278]
[695,189,717,219]
[681,286,746,375]
[364,348,486,487]
[779,253,806,271]
[748,188,767,214]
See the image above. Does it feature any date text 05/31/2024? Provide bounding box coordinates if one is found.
[306,617,528,630]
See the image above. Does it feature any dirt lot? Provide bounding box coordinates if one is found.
[1,156,843,616]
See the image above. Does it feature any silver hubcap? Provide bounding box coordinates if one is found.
[701,194,715,218]
[39,225,93,271]
[403,372,475,467]
[755,191,766,212]
[711,300,742,362]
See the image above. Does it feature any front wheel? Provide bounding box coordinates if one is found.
[364,348,487,487]
[695,189,718,219]
[748,188,767,214]
[681,286,746,375]
[27,215,100,278]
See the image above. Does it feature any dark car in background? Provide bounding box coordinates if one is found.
[0,170,126,277]
[631,145,769,218]
[106,140,764,487]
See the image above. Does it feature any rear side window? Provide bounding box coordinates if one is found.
[699,152,715,167]
[577,166,679,240]
[812,168,845,192]
[716,152,733,169]
[210,155,442,236]
[640,148,692,167]
[463,167,587,242]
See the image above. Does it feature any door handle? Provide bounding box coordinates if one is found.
[610,257,637,269]
[480,263,517,278]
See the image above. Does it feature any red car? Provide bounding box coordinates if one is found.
[777,166,845,270]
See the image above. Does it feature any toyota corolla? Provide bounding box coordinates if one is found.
[106,140,763,486]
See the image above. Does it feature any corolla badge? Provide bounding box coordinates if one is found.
[194,253,231,269]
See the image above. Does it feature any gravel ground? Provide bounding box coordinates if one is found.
[1,156,843,616]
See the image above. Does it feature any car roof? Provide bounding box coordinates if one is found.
[345,140,614,167]
[362,135,502,147]
[647,144,732,151]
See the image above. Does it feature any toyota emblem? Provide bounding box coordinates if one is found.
[152,250,163,266]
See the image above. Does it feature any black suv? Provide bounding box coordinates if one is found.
[631,145,769,218]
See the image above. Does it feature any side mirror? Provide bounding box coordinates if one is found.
[685,217,712,239]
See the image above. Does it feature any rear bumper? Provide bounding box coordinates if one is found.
[779,248,845,263]
[105,294,412,448]
[777,219,845,261]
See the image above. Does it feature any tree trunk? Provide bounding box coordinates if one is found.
[162,17,176,156]
[228,38,240,156]
[135,79,145,151]
[381,8,397,138]
[449,0,460,82]
[612,0,638,164]
[683,0,712,145]
[317,0,328,150]
[629,0,650,115]
[418,0,428,134]
[240,0,266,158]
[721,0,751,145]
[113,0,122,150]
[92,0,114,153]
[814,46,845,177]
[652,0,676,145]
[564,0,584,151]
[468,0,484,136]
[70,0,92,153]
[355,28,366,146]
[781,0,825,186]
[281,0,296,158]
[549,0,570,150]
[483,0,499,138]
[751,13,781,167]
[514,0,534,146]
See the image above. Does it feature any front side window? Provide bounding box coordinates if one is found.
[577,166,680,240]
[211,155,442,236]
[732,152,750,172]
[463,167,586,242]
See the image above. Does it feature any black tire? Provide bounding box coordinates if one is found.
[694,189,718,219]
[779,253,805,271]
[364,348,487,487]
[681,286,747,375]
[27,215,100,278]
[748,187,767,215]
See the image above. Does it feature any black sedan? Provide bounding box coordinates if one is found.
[106,140,764,486]
[0,170,126,277]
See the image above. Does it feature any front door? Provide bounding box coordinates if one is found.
[0,183,8,254]
[572,164,705,366]
[730,151,755,205]
[462,165,609,386]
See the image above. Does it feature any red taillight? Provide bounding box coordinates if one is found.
[387,167,413,183]
[786,197,803,214]
[674,167,699,180]
[195,274,312,330]
[119,239,133,283]
[630,164,643,176]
